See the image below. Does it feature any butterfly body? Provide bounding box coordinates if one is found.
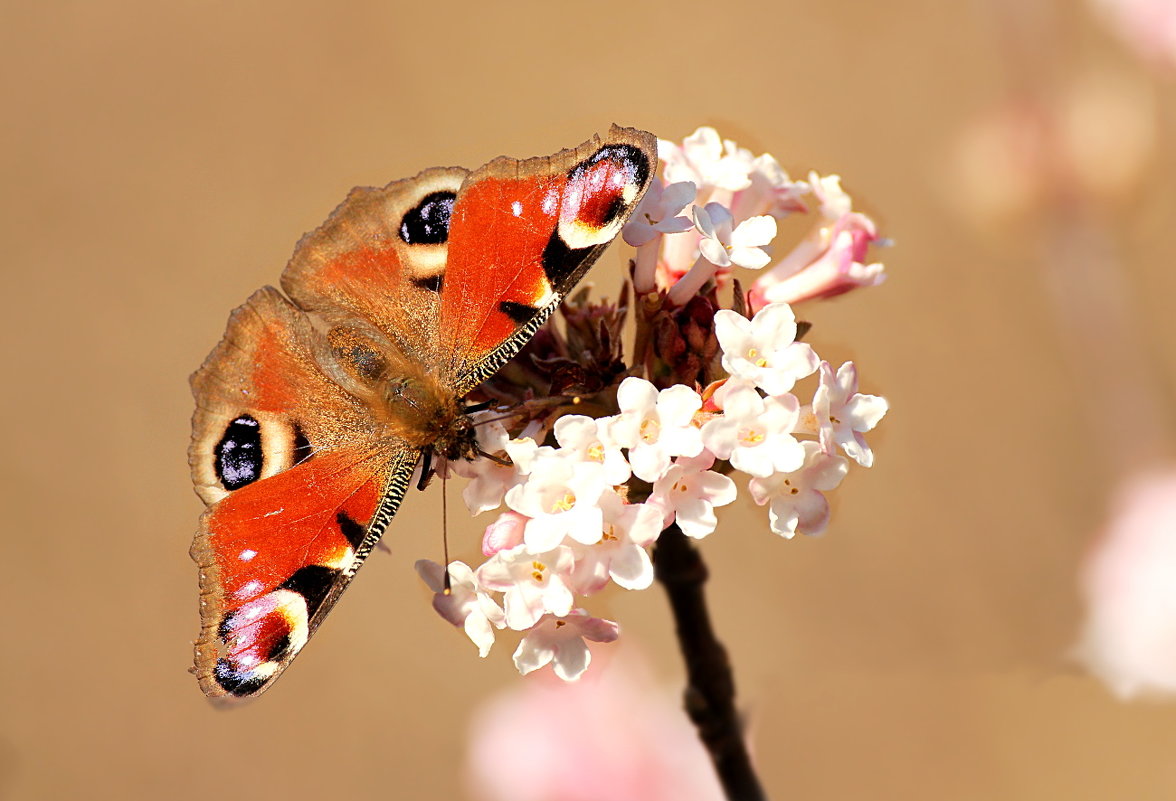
[189,126,656,702]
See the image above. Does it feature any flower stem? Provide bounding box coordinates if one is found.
[654,524,767,801]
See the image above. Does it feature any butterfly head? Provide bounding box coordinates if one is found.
[434,410,479,463]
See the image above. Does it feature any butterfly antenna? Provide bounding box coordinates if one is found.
[471,409,527,428]
[475,447,512,467]
[441,460,452,594]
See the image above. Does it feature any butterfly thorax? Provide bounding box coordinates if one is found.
[326,325,477,460]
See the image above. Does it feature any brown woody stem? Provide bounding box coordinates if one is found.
[654,523,768,801]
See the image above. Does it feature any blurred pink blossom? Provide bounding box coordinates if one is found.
[466,652,726,801]
[1077,469,1176,697]
[1091,0,1176,69]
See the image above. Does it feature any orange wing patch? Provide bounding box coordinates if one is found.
[191,448,391,701]
[281,167,467,368]
[438,126,655,388]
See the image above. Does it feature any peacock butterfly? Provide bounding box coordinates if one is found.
[188,126,657,703]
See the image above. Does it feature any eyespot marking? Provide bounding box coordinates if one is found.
[399,191,456,245]
[580,143,651,187]
[266,632,294,662]
[215,658,268,696]
[215,416,262,491]
[554,143,651,253]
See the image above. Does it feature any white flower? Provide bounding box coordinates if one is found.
[808,171,853,220]
[608,378,704,482]
[512,611,620,681]
[622,180,697,247]
[693,203,777,270]
[553,414,631,486]
[701,382,805,478]
[649,452,738,539]
[660,127,753,193]
[730,152,810,221]
[477,545,576,631]
[453,417,542,515]
[812,361,888,468]
[714,303,819,396]
[569,492,663,593]
[505,455,610,552]
[415,560,505,657]
[748,442,849,538]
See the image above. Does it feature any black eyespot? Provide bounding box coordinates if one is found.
[399,191,456,245]
[215,416,263,491]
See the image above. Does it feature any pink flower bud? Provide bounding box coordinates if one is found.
[749,212,884,310]
[482,511,528,556]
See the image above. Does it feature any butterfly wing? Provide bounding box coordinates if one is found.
[280,166,468,370]
[190,127,656,702]
[439,125,656,391]
[190,287,417,702]
[280,125,655,391]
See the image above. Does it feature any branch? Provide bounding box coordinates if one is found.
[654,524,768,801]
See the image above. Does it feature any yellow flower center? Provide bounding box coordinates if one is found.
[639,418,661,444]
[531,561,547,582]
[602,524,618,543]
[550,492,576,513]
[738,427,765,445]
[587,443,605,462]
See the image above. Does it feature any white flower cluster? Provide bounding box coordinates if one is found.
[623,126,886,310]
[417,299,888,681]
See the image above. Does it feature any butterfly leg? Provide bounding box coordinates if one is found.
[475,448,512,467]
[463,399,497,414]
[417,447,435,491]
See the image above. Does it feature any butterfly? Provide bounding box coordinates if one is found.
[188,126,657,703]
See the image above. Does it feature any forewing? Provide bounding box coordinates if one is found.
[189,287,417,702]
[280,167,468,370]
[439,125,656,392]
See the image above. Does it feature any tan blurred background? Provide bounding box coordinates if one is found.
[5,0,1176,798]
